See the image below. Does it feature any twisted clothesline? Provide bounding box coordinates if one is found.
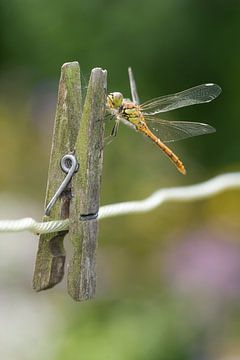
[0,172,239,235]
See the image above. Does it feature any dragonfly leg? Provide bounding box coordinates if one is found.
[104,120,120,146]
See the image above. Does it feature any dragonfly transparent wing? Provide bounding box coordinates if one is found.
[145,116,216,143]
[128,67,140,104]
[141,83,221,115]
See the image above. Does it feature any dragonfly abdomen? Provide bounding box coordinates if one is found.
[138,122,186,175]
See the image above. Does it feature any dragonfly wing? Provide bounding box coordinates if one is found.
[128,67,140,104]
[145,117,216,143]
[141,83,221,114]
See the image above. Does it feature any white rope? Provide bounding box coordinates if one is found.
[0,172,239,235]
[0,218,69,234]
[98,172,240,218]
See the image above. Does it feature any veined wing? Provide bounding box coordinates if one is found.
[141,83,221,115]
[128,67,140,104]
[145,116,216,143]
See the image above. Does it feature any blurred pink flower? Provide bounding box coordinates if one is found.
[163,229,240,300]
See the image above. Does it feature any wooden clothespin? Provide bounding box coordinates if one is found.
[33,61,107,301]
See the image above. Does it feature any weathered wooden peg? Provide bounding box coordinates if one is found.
[33,61,107,301]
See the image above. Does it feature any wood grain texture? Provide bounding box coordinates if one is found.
[68,68,107,301]
[33,62,82,291]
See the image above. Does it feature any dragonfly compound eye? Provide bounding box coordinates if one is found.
[111,92,123,108]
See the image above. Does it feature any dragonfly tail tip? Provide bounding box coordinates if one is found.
[179,166,186,175]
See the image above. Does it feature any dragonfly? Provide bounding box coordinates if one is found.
[106,68,221,175]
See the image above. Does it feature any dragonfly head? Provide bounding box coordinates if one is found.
[107,92,123,109]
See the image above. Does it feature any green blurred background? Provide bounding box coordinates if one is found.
[0,0,240,359]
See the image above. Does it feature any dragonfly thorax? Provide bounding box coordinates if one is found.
[121,100,144,125]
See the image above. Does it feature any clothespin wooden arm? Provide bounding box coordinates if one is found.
[33,62,82,291]
[68,68,107,301]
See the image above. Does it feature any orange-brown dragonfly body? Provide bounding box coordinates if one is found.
[106,71,221,174]
[118,98,186,174]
